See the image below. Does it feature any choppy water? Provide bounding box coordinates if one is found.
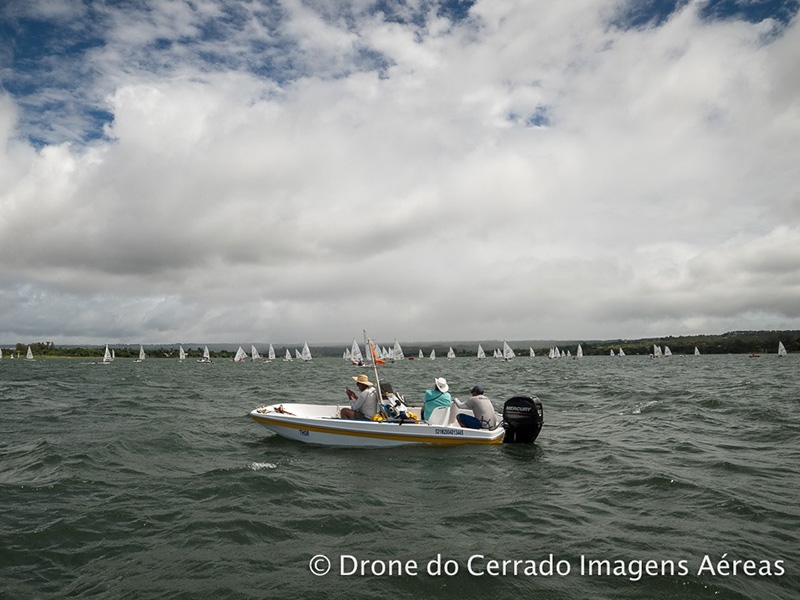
[1,354,798,599]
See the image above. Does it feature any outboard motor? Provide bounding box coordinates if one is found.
[502,396,544,443]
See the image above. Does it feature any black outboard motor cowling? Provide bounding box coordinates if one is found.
[502,396,544,443]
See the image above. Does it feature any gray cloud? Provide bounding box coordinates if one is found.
[1,1,799,344]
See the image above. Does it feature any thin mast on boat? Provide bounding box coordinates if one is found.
[364,330,386,407]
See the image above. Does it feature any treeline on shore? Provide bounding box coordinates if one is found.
[5,330,798,359]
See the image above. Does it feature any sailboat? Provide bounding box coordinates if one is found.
[0,348,3,360]
[251,345,261,361]
[653,345,663,358]
[529,347,535,358]
[301,342,312,361]
[350,339,365,365]
[778,341,787,357]
[447,347,456,359]
[576,344,583,358]
[392,339,404,361]
[430,349,436,360]
[694,347,700,356]
[419,349,424,360]
[26,346,35,361]
[198,346,212,363]
[502,341,515,361]
[179,345,186,361]
[233,346,247,363]
[284,349,293,362]
[266,344,276,362]
[93,344,113,365]
[663,346,672,357]
[134,344,146,363]
[477,344,485,359]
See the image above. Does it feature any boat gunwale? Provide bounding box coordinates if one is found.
[250,404,505,445]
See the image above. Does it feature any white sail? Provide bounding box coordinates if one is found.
[502,341,515,361]
[393,339,404,361]
[664,346,672,357]
[430,349,436,360]
[0,348,3,359]
[529,347,535,358]
[284,349,292,361]
[268,344,276,361]
[447,347,456,359]
[26,346,34,360]
[197,345,212,363]
[295,349,302,360]
[619,348,625,356]
[134,344,145,362]
[179,345,186,361]
[419,349,424,359]
[653,345,663,358]
[694,346,700,356]
[301,342,312,361]
[351,339,364,364]
[576,344,583,358]
[234,346,247,363]
[778,341,787,356]
[111,349,116,361]
[477,344,485,359]
[610,349,614,356]
[251,345,261,361]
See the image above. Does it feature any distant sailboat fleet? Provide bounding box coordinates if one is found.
[3,338,791,363]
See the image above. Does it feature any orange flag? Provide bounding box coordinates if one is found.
[369,340,386,365]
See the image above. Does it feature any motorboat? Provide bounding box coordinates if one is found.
[250,390,543,448]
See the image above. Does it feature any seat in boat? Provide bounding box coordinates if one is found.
[427,405,456,426]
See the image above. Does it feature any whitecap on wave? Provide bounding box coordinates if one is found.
[632,400,658,414]
[249,462,277,470]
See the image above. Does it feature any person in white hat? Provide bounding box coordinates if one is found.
[341,374,378,419]
[422,377,452,420]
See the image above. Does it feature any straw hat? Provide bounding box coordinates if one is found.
[352,374,374,387]
[434,377,449,393]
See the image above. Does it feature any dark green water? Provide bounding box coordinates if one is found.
[1,354,798,599]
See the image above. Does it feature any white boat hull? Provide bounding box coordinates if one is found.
[250,403,505,448]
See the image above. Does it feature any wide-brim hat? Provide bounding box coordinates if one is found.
[434,377,449,393]
[353,374,374,387]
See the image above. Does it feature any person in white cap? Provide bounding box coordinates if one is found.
[341,374,378,419]
[422,377,452,420]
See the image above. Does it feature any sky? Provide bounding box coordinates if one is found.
[0,0,799,346]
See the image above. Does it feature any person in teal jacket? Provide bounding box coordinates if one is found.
[422,377,452,420]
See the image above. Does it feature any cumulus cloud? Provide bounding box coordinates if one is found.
[0,0,799,344]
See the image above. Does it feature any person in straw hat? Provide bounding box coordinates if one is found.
[341,374,379,419]
[422,377,452,420]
